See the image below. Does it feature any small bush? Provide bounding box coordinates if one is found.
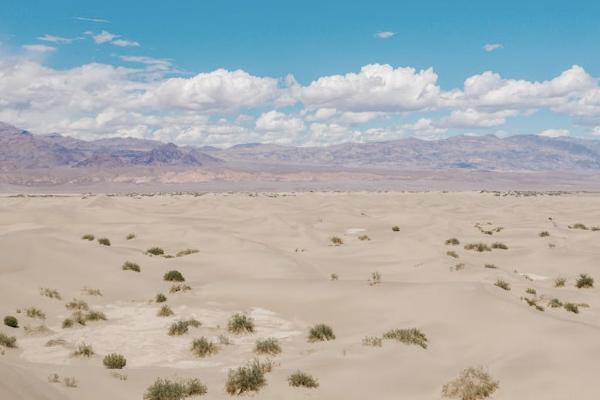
[66,299,89,311]
[522,297,544,312]
[98,237,111,246]
[156,293,167,303]
[176,249,199,257]
[169,284,192,293]
[191,337,219,358]
[225,359,269,395]
[369,271,382,285]
[288,371,319,388]
[454,263,465,271]
[81,234,95,241]
[63,377,78,388]
[185,379,208,397]
[0,332,17,348]
[228,313,255,335]
[564,303,579,314]
[548,298,563,308]
[146,247,165,256]
[392,225,400,232]
[103,353,127,369]
[72,343,94,357]
[525,288,536,295]
[82,287,103,296]
[3,316,18,328]
[158,305,174,317]
[122,261,141,272]
[570,223,588,230]
[445,238,460,245]
[164,270,185,282]
[358,235,370,241]
[26,307,46,319]
[491,242,508,250]
[308,324,335,342]
[484,264,497,269]
[126,233,136,240]
[575,273,594,288]
[62,319,74,328]
[382,328,428,349]
[539,231,550,237]
[48,373,60,383]
[255,338,281,355]
[168,319,201,336]
[442,366,499,400]
[362,336,383,347]
[494,279,510,291]
[218,334,233,345]
[554,277,566,287]
[464,243,491,252]
[40,288,62,300]
[330,273,339,281]
[144,378,207,400]
[330,236,343,246]
[446,251,459,258]
[85,310,107,321]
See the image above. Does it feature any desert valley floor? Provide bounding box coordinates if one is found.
[1,191,599,399]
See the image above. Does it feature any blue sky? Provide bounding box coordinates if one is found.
[1,1,599,146]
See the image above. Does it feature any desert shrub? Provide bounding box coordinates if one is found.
[538,231,550,237]
[525,288,536,295]
[308,324,335,342]
[494,279,510,291]
[218,334,233,345]
[85,310,107,321]
[164,270,185,282]
[575,273,594,288]
[570,223,588,230]
[484,264,497,269]
[185,379,208,396]
[72,343,94,357]
[330,236,343,246]
[369,271,382,285]
[228,313,255,335]
[446,251,459,258]
[46,339,67,347]
[40,287,62,300]
[48,373,60,383]
[330,273,339,281]
[168,319,201,336]
[3,316,18,328]
[362,336,383,347]
[103,353,127,369]
[191,337,219,358]
[146,247,165,256]
[158,305,174,317]
[442,366,499,400]
[169,284,192,293]
[25,307,46,319]
[225,359,270,395]
[548,298,563,308]
[71,311,87,325]
[122,261,141,272]
[63,377,78,388]
[288,371,319,388]
[82,287,103,296]
[382,328,428,349]
[454,263,465,271]
[392,225,400,232]
[564,303,579,314]
[176,249,199,257]
[98,238,111,246]
[144,377,207,400]
[82,234,95,241]
[62,319,74,328]
[126,233,136,240]
[464,243,491,252]
[522,297,544,312]
[445,238,460,245]
[358,235,370,241]
[111,372,128,381]
[491,242,508,250]
[0,332,17,348]
[66,299,89,311]
[554,277,566,287]
[254,338,281,355]
[156,293,167,303]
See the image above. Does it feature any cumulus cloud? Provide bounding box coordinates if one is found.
[402,118,447,140]
[375,31,395,39]
[111,39,140,47]
[256,111,304,133]
[483,43,503,52]
[92,31,118,44]
[539,129,570,137]
[37,34,73,44]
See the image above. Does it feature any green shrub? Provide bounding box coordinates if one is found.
[82,234,95,241]
[191,337,219,358]
[554,277,566,287]
[126,233,136,240]
[164,270,185,282]
[176,249,199,257]
[445,238,460,245]
[3,316,18,328]
[548,298,563,308]
[158,305,174,317]
[26,307,46,319]
[168,319,201,336]
[575,273,594,288]
[446,251,459,258]
[98,238,111,246]
[103,353,127,369]
[228,313,255,335]
[538,231,550,237]
[39,287,62,300]
[0,332,17,348]
[288,371,319,388]
[442,366,499,400]
[122,261,141,272]
[564,303,579,314]
[464,243,491,252]
[330,236,343,246]
[491,242,508,250]
[382,328,428,349]
[156,293,167,303]
[254,338,281,355]
[392,226,400,232]
[225,359,269,395]
[144,378,207,400]
[494,279,510,291]
[72,343,94,357]
[362,336,383,347]
[146,247,165,256]
[308,324,335,342]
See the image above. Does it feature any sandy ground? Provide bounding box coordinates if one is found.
[0,191,599,399]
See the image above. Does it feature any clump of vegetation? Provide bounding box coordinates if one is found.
[494,279,510,291]
[63,377,78,388]
[218,334,233,345]
[146,247,165,256]
[288,371,319,388]
[103,353,127,369]
[525,288,536,295]
[330,273,339,281]
[255,338,281,355]
[156,293,167,303]
[168,319,201,336]
[62,319,74,328]
[330,236,343,246]
[86,310,107,321]
[358,234,370,241]
[447,251,459,258]
[144,377,207,400]
[491,242,508,250]
[453,263,465,271]
[82,287,103,296]
[169,284,192,293]
[48,373,60,383]
[484,264,497,269]
[66,299,89,311]
[575,273,594,288]
[464,243,491,252]
[228,313,255,335]
[158,305,174,317]
[98,237,111,246]
[308,324,336,342]
[569,223,588,230]
[40,287,62,300]
[554,277,566,287]
[81,234,95,241]
[122,261,141,272]
[72,343,94,357]
[369,271,382,285]
[548,298,563,308]
[126,233,136,240]
[392,226,400,232]
[0,332,17,348]
[382,328,428,349]
[25,307,46,319]
[225,359,271,395]
[445,238,460,245]
[176,249,199,257]
[522,297,544,312]
[3,316,18,328]
[442,366,499,400]
[164,270,185,282]
[564,303,579,314]
[191,337,219,358]
[362,336,383,347]
[539,231,550,237]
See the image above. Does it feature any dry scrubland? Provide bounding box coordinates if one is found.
[0,191,599,400]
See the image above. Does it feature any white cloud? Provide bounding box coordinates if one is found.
[75,17,110,23]
[93,31,118,44]
[375,31,395,39]
[483,43,503,52]
[22,44,56,54]
[256,111,304,133]
[37,34,73,44]
[442,109,518,128]
[539,129,570,138]
[111,39,140,47]
[402,118,447,140]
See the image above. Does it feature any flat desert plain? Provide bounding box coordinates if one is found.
[1,191,599,400]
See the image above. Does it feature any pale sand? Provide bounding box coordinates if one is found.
[0,192,599,399]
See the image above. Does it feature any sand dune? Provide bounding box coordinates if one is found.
[1,192,599,399]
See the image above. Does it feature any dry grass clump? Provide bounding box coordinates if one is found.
[86,310,107,321]
[392,225,400,232]
[72,343,94,357]
[548,298,563,308]
[228,313,255,335]
[330,273,339,281]
[82,287,103,296]
[144,377,207,400]
[254,338,281,355]
[554,277,566,287]
[491,242,508,250]
[176,249,199,257]
[218,334,233,345]
[39,287,62,300]
[484,264,497,269]
[225,359,272,395]
[288,371,319,388]
[464,243,491,252]
[26,307,46,319]
[63,377,78,388]
[164,270,185,282]
[66,299,89,311]
[48,373,60,383]
[575,273,594,288]
[0,332,17,348]
[569,223,588,230]
[126,233,136,240]
[81,234,95,241]
[522,297,544,312]
[168,319,201,336]
[156,293,167,303]
[98,237,111,246]
[538,231,550,237]
[369,271,382,285]
[146,247,165,256]
[362,336,383,347]
[308,324,336,342]
[442,366,499,400]
[382,328,428,349]
[494,279,510,291]
[3,316,18,328]
[330,236,343,246]
[445,238,460,245]
[358,234,371,241]
[103,353,127,369]
[525,288,536,295]
[564,302,579,314]
[122,261,141,272]
[191,337,219,358]
[446,251,459,258]
[158,305,174,317]
[453,263,465,271]
[169,284,192,293]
